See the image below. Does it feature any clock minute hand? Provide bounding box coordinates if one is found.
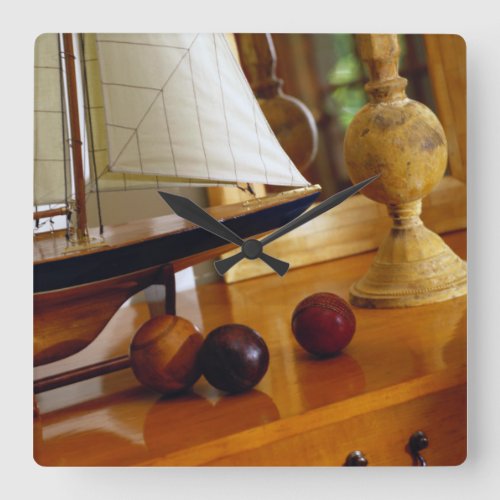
[260,174,380,247]
[214,174,379,275]
[158,192,289,275]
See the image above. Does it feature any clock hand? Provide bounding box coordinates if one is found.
[213,248,289,276]
[259,253,289,276]
[260,174,380,246]
[214,174,379,275]
[158,192,289,275]
[213,252,245,275]
[158,191,244,246]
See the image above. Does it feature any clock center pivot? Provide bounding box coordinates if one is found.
[242,239,263,260]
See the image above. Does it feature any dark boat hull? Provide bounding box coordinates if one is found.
[34,190,319,293]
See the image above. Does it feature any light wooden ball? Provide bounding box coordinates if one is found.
[130,315,203,395]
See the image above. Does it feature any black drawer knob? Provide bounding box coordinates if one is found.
[344,450,368,466]
[408,430,429,466]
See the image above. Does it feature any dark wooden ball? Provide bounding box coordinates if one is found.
[130,315,203,395]
[292,292,356,356]
[198,324,269,393]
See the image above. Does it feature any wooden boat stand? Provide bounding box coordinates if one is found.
[34,263,177,401]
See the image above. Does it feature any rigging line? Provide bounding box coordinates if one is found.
[97,39,190,50]
[80,34,104,234]
[188,47,210,180]
[34,109,65,113]
[90,34,123,192]
[213,33,238,183]
[105,123,135,130]
[101,82,162,91]
[262,111,297,186]
[57,34,70,240]
[136,132,144,174]
[34,158,66,162]
[160,90,178,177]
[35,65,60,70]
[221,34,270,184]
[34,201,39,228]
[252,98,270,185]
[221,35,254,104]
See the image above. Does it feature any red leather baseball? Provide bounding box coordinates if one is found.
[291,292,356,356]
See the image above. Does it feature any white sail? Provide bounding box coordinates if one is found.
[94,33,309,187]
[34,34,71,205]
[81,34,215,193]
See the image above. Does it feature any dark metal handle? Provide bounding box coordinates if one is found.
[343,431,428,466]
[344,450,368,466]
[407,431,429,466]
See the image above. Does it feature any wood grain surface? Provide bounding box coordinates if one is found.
[34,231,467,466]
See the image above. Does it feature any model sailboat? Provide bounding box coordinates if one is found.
[33,33,320,367]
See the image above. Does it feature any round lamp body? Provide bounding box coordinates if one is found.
[344,99,447,205]
[292,293,356,356]
[130,315,203,395]
[199,324,269,393]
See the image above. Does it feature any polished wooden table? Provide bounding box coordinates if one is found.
[34,231,466,466]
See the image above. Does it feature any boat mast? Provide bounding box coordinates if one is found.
[62,33,88,241]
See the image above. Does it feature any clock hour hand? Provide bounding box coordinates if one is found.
[214,175,379,275]
[159,192,289,275]
[158,192,245,247]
